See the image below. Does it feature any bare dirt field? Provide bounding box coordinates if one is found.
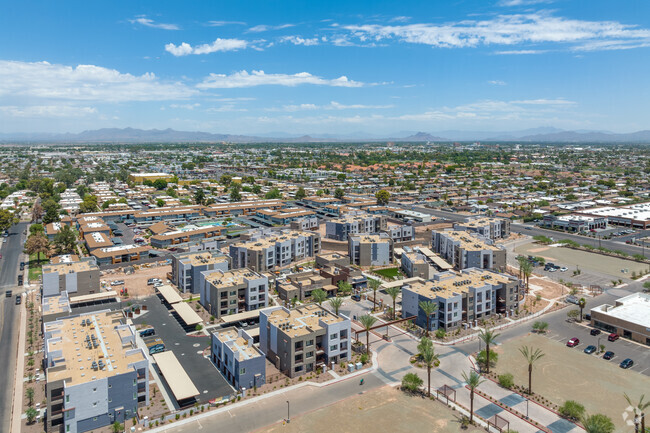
[260,386,483,433]
[100,264,171,299]
[493,333,650,430]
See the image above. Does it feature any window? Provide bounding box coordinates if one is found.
[240,368,246,375]
[133,393,137,399]
[330,333,338,340]
[306,339,314,346]
[66,425,70,432]
[330,345,337,351]
[66,395,70,403]
[306,351,314,358]
[133,379,137,386]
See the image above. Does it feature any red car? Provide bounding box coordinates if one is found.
[608,333,619,342]
[566,338,580,347]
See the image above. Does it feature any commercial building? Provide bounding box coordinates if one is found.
[454,217,511,240]
[578,203,650,229]
[432,230,506,271]
[199,268,269,319]
[210,327,266,391]
[171,250,230,293]
[44,311,149,433]
[42,258,100,298]
[230,230,321,272]
[542,214,607,232]
[149,225,223,248]
[325,213,387,241]
[90,244,151,265]
[348,233,393,267]
[401,268,520,332]
[590,293,650,345]
[259,305,351,378]
[128,172,173,184]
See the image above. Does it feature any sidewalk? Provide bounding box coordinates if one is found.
[11,290,27,433]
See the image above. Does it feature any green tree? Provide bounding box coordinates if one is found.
[230,184,242,202]
[295,187,306,200]
[220,175,232,187]
[24,233,49,265]
[337,280,352,296]
[101,198,117,209]
[476,349,498,371]
[624,393,650,433]
[478,328,500,374]
[166,187,177,198]
[42,199,61,224]
[265,188,282,199]
[375,189,390,206]
[156,199,165,207]
[0,209,18,233]
[559,400,585,421]
[29,224,44,235]
[112,420,124,433]
[194,188,205,205]
[26,387,35,406]
[252,184,262,195]
[328,297,343,316]
[418,300,438,336]
[581,414,615,433]
[359,314,378,355]
[53,225,77,254]
[578,298,586,322]
[461,370,485,424]
[31,201,43,222]
[519,345,544,394]
[417,336,433,356]
[334,188,345,200]
[368,278,381,312]
[385,286,400,319]
[79,195,98,213]
[311,288,327,305]
[152,179,168,190]
[532,321,549,333]
[25,407,38,424]
[401,372,423,393]
[421,345,440,397]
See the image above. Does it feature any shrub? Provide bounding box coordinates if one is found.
[360,353,369,364]
[559,400,585,421]
[435,328,446,339]
[498,373,514,389]
[175,414,180,420]
[401,372,423,393]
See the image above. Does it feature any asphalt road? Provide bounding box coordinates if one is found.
[0,222,28,289]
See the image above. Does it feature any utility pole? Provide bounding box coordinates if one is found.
[286,400,290,423]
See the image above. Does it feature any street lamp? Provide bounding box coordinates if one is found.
[526,398,529,418]
[286,400,290,423]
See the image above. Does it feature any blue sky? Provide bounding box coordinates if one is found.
[1,0,650,135]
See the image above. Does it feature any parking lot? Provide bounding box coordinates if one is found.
[132,295,234,406]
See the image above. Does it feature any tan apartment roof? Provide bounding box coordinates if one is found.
[84,232,114,249]
[90,244,150,259]
[267,304,344,338]
[43,260,97,275]
[182,252,229,267]
[148,221,173,235]
[151,225,222,241]
[203,268,263,288]
[406,269,511,299]
[214,328,261,361]
[439,231,501,252]
[69,291,118,305]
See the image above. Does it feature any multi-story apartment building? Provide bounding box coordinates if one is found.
[383,224,415,243]
[348,233,393,267]
[401,268,520,331]
[229,230,321,272]
[432,230,506,271]
[199,268,269,319]
[325,213,387,241]
[44,311,149,433]
[276,270,335,302]
[42,258,100,298]
[454,217,511,240]
[259,304,351,378]
[210,327,266,391]
[202,200,285,218]
[400,252,433,280]
[171,250,230,293]
[289,216,319,231]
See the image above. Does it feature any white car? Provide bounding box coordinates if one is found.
[560,267,568,272]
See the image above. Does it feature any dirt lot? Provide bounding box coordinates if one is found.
[260,386,483,433]
[493,333,650,430]
[100,264,172,299]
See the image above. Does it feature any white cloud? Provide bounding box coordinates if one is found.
[206,20,246,27]
[165,38,248,56]
[498,0,554,6]
[0,60,196,102]
[197,70,366,88]
[342,13,650,52]
[280,36,320,46]
[248,24,294,33]
[269,101,393,112]
[169,103,201,110]
[129,16,179,31]
[495,49,547,54]
[0,105,97,118]
[488,80,507,85]
[390,16,411,23]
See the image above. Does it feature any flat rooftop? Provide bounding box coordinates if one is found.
[592,292,650,329]
[437,231,500,252]
[204,268,264,288]
[179,251,229,267]
[266,304,345,338]
[214,328,262,361]
[43,260,97,275]
[405,269,512,299]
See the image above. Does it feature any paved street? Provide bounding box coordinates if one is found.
[0,222,28,288]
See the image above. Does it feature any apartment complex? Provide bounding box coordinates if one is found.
[171,250,230,293]
[348,233,393,267]
[454,217,511,240]
[210,327,266,391]
[432,230,506,271]
[590,293,650,345]
[203,199,285,218]
[149,225,223,248]
[259,305,351,378]
[276,270,336,302]
[42,258,100,298]
[325,213,387,241]
[199,268,269,319]
[90,244,151,265]
[44,311,149,433]
[229,229,321,272]
[401,268,520,331]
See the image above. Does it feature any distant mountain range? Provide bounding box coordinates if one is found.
[2,126,650,143]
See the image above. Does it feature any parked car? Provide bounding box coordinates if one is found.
[584,345,597,354]
[351,294,361,301]
[566,338,580,347]
[608,333,619,342]
[584,314,591,321]
[590,329,601,336]
[566,295,579,305]
[620,358,634,369]
[15,295,21,305]
[19,262,24,270]
[560,267,568,272]
[110,280,124,286]
[603,351,615,360]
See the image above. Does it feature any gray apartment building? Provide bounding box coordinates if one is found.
[348,233,393,267]
[42,258,100,298]
[325,213,387,241]
[401,268,520,332]
[259,304,351,377]
[229,229,321,272]
[171,250,230,293]
[44,311,149,433]
[211,327,266,391]
[199,268,269,319]
[454,217,511,240]
[383,224,415,243]
[432,230,506,271]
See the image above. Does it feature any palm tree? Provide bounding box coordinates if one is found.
[328,297,343,316]
[624,393,650,433]
[519,346,545,394]
[359,314,378,356]
[461,370,485,424]
[581,413,615,433]
[421,345,440,397]
[478,328,500,374]
[26,387,34,406]
[368,279,381,312]
[522,260,533,293]
[578,298,586,322]
[311,288,327,305]
[385,286,400,319]
[418,300,438,336]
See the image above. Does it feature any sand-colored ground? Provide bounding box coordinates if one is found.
[493,333,650,430]
[100,264,171,299]
[261,386,483,433]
